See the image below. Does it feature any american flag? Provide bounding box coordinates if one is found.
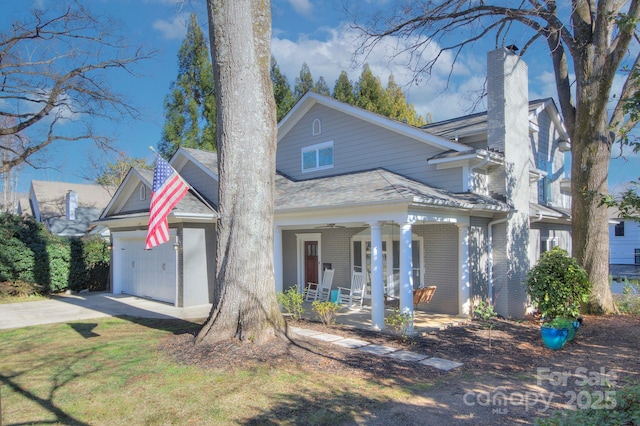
[145,155,189,249]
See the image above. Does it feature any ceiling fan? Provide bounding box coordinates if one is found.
[314,223,346,229]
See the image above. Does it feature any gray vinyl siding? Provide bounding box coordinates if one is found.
[277,104,465,192]
[469,217,490,304]
[418,224,459,315]
[119,182,150,214]
[177,162,219,207]
[281,227,365,293]
[320,227,366,290]
[282,230,298,291]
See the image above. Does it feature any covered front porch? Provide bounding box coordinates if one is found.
[298,301,469,336]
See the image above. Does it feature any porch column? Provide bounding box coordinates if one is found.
[370,222,384,329]
[399,222,414,332]
[274,226,283,294]
[457,223,471,316]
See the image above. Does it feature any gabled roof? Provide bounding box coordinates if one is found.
[171,147,218,180]
[98,166,217,222]
[278,92,472,153]
[46,207,104,236]
[275,168,510,213]
[423,98,568,141]
[30,180,114,220]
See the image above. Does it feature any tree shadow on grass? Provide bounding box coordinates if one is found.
[0,349,100,426]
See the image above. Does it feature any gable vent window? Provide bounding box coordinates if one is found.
[312,119,322,136]
[140,185,146,201]
[301,141,334,172]
[615,221,625,237]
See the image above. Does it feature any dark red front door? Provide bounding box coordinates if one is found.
[304,241,319,288]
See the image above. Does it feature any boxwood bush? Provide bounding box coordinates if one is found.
[0,213,110,293]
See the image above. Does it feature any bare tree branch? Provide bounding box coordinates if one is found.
[0,0,154,176]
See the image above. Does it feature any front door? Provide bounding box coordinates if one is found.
[304,241,319,288]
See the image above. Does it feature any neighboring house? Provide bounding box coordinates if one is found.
[609,213,640,279]
[97,47,573,323]
[26,180,114,237]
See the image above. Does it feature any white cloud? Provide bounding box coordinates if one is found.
[153,13,189,40]
[287,0,313,17]
[271,24,487,121]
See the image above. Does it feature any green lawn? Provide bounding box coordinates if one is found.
[0,317,418,425]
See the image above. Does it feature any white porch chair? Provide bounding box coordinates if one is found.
[337,271,366,309]
[305,269,335,302]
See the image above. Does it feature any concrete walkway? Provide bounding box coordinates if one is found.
[0,292,212,330]
[290,326,463,371]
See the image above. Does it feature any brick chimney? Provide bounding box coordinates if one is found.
[486,47,531,319]
[66,190,78,221]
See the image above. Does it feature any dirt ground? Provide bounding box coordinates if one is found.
[163,315,640,425]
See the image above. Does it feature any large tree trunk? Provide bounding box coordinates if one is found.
[197,0,284,345]
[570,26,617,314]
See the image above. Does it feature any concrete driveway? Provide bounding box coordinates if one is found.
[0,292,213,330]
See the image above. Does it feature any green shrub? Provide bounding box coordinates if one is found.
[474,300,498,348]
[385,308,413,336]
[311,300,341,326]
[68,237,111,292]
[276,287,305,321]
[525,247,590,320]
[535,383,640,425]
[0,213,110,294]
[615,278,640,316]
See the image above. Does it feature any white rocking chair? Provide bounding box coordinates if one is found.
[337,271,366,309]
[305,269,335,302]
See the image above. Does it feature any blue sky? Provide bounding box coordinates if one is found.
[3,0,639,193]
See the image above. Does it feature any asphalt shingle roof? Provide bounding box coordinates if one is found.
[275,169,510,212]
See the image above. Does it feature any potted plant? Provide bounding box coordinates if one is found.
[540,317,573,350]
[525,247,590,348]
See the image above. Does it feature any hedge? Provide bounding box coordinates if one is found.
[0,213,110,293]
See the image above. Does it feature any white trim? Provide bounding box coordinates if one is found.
[370,223,385,330]
[295,233,322,293]
[457,224,471,316]
[274,227,283,294]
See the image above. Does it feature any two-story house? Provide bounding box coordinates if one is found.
[97,47,572,325]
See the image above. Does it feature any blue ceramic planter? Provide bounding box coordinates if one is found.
[540,326,568,350]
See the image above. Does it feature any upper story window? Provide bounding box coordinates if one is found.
[302,141,334,172]
[538,158,552,204]
[615,221,625,237]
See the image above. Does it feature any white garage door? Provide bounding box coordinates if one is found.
[114,233,176,304]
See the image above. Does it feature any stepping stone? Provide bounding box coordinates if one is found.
[357,344,398,356]
[289,327,322,337]
[331,338,370,348]
[386,350,429,362]
[419,357,463,371]
[309,333,345,342]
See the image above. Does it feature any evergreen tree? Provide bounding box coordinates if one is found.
[333,71,355,104]
[294,62,314,100]
[355,64,386,114]
[158,13,216,159]
[313,76,331,96]
[385,75,426,126]
[271,56,295,121]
